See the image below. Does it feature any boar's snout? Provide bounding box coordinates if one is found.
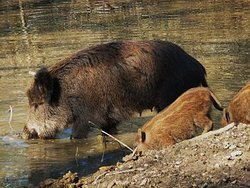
[22,126,39,139]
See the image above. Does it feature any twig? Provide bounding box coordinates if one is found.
[108,168,143,176]
[94,168,143,184]
[101,134,106,162]
[88,121,134,152]
[75,146,79,167]
[101,150,105,163]
[94,171,109,184]
[131,146,138,157]
[8,105,14,132]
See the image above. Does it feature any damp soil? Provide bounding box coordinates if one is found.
[39,123,250,188]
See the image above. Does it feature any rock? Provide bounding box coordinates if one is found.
[175,161,182,165]
[228,150,243,160]
[214,163,220,168]
[140,178,147,186]
[200,152,205,156]
[229,144,237,150]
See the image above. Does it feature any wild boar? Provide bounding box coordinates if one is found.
[134,87,223,152]
[22,40,208,139]
[221,82,250,126]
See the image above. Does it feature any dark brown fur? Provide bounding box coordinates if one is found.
[23,40,208,139]
[221,82,250,126]
[134,87,222,152]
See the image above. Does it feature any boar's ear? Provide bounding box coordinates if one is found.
[27,67,54,105]
[34,67,54,103]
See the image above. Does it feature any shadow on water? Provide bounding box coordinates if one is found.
[7,149,130,187]
[27,149,130,186]
[1,133,132,187]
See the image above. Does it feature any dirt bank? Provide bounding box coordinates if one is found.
[40,123,250,188]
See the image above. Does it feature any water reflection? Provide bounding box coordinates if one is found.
[0,0,249,187]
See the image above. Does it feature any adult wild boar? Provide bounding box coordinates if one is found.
[134,87,223,153]
[22,40,208,139]
[221,82,250,126]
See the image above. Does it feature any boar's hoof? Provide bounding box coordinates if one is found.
[22,127,39,139]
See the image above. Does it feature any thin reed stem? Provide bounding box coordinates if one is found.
[88,121,134,152]
[8,105,14,132]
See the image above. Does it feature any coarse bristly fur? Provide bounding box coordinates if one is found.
[221,82,250,126]
[134,87,223,153]
[23,40,208,139]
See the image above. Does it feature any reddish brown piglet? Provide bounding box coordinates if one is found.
[221,82,250,126]
[134,87,223,153]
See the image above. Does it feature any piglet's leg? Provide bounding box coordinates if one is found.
[246,112,250,122]
[194,114,213,134]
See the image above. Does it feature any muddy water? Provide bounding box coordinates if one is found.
[0,0,249,187]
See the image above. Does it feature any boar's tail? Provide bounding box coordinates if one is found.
[201,78,208,87]
[210,91,223,111]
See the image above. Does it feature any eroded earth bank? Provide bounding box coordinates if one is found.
[40,123,250,188]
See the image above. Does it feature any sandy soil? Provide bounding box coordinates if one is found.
[40,123,250,188]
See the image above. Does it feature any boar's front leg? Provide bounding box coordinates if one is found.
[68,97,91,139]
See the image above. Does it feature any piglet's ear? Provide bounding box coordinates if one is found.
[27,67,54,105]
[141,131,146,143]
[223,108,230,123]
[138,129,146,143]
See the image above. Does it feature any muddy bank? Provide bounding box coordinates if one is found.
[40,123,250,188]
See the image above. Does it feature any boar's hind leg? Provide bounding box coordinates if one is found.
[194,114,213,134]
[71,120,90,139]
[102,118,119,134]
[154,85,188,112]
[154,94,175,112]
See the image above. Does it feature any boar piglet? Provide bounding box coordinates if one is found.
[221,82,250,126]
[23,40,208,139]
[134,87,223,152]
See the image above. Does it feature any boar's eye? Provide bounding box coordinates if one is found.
[32,102,43,109]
